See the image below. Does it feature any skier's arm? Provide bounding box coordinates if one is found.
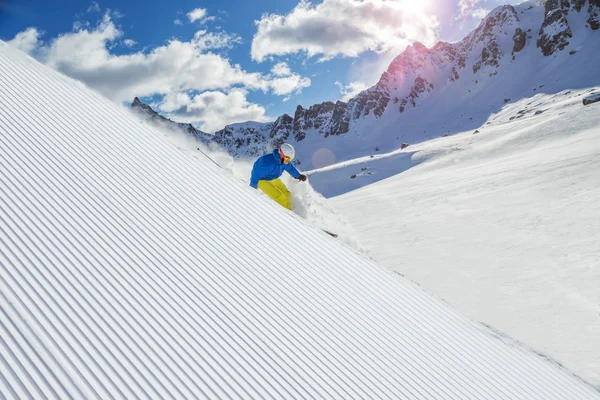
[249,159,264,188]
[285,162,301,179]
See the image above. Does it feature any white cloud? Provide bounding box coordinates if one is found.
[7,27,42,54]
[335,81,370,102]
[270,74,311,97]
[470,8,491,19]
[193,30,242,50]
[13,13,265,101]
[271,62,292,76]
[174,19,183,25]
[8,12,310,131]
[458,0,490,19]
[459,0,477,14]
[87,2,100,13]
[268,62,311,98]
[187,8,208,23]
[111,10,124,19]
[159,89,269,132]
[252,0,439,62]
[158,92,194,113]
[124,39,136,47]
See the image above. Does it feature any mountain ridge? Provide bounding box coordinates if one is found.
[133,0,600,168]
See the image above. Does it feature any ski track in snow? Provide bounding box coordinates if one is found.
[1,41,600,399]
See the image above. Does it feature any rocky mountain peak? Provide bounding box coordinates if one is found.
[386,42,433,78]
[132,96,157,116]
[132,1,598,167]
[474,5,519,36]
[131,97,212,143]
[432,41,458,62]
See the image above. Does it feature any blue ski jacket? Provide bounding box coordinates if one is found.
[250,148,301,188]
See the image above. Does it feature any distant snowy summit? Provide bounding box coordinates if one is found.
[352,0,599,123]
[133,0,600,163]
[132,97,291,159]
[132,97,213,143]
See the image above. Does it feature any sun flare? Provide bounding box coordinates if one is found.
[397,0,430,14]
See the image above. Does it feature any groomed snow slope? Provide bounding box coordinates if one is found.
[0,43,598,399]
[326,88,600,388]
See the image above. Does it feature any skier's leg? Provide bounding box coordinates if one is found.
[269,179,292,210]
[257,179,291,210]
[257,180,281,201]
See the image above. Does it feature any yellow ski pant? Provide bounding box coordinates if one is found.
[257,178,292,210]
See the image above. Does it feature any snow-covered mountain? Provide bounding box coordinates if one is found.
[132,97,214,143]
[307,85,600,387]
[136,0,599,169]
[5,40,600,399]
[132,98,288,160]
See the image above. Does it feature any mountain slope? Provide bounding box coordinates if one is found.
[2,42,600,398]
[323,86,600,387]
[147,0,599,169]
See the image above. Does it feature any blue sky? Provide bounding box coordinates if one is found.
[1,0,507,131]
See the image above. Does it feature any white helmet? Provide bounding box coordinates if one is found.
[279,143,295,160]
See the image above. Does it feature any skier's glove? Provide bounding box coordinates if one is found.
[298,174,307,182]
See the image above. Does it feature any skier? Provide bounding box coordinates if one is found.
[250,143,307,210]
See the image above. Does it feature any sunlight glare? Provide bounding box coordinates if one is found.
[398,0,430,15]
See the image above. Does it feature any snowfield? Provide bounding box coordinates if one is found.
[312,87,600,388]
[2,41,600,398]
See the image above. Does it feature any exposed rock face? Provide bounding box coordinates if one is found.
[293,102,337,141]
[269,114,293,144]
[589,0,600,30]
[537,0,573,56]
[213,124,270,155]
[582,93,600,105]
[573,0,586,12]
[407,77,434,108]
[513,28,527,52]
[570,0,599,29]
[350,81,390,120]
[468,6,518,70]
[450,66,460,82]
[328,101,351,138]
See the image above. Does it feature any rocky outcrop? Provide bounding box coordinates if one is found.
[588,0,600,30]
[288,99,350,139]
[212,123,273,157]
[432,41,458,63]
[466,6,519,74]
[350,82,390,120]
[513,28,527,52]
[582,93,600,105]
[269,114,293,144]
[571,0,599,30]
[327,101,351,138]
[537,0,572,56]
[293,102,335,138]
[573,0,586,12]
[407,77,434,108]
[450,66,460,82]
